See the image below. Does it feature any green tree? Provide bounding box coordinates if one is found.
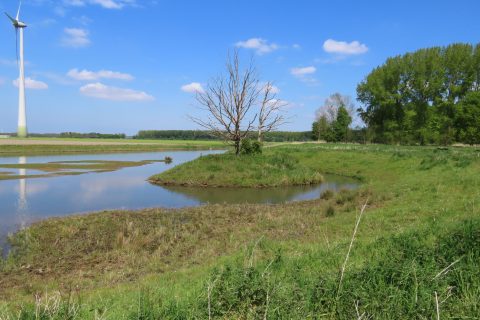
[455,91,480,145]
[357,42,479,145]
[312,115,330,141]
[332,106,352,142]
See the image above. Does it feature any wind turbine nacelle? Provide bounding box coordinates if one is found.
[15,21,27,28]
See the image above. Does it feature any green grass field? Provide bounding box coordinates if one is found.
[1,143,479,318]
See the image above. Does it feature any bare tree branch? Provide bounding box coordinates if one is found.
[189,50,262,154]
[189,51,288,152]
[257,82,288,142]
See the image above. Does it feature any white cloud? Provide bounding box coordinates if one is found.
[291,66,316,76]
[62,28,90,48]
[79,82,154,101]
[290,66,318,85]
[67,68,134,81]
[292,44,301,50]
[323,39,368,55]
[0,77,5,86]
[236,38,279,55]
[13,77,49,90]
[63,0,136,9]
[181,82,205,94]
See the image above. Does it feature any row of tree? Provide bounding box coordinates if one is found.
[135,130,312,142]
[356,43,480,145]
[135,130,218,140]
[59,132,126,139]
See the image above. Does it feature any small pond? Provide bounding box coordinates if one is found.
[0,150,358,253]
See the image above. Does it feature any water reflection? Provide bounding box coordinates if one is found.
[163,175,358,205]
[17,156,28,230]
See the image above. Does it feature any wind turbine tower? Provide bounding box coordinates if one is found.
[5,2,28,138]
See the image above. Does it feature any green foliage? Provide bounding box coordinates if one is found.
[312,102,353,143]
[357,43,480,145]
[312,115,330,141]
[332,106,352,142]
[135,130,218,140]
[240,139,263,155]
[135,130,313,142]
[455,91,480,145]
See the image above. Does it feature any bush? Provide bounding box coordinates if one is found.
[240,139,262,155]
[325,205,335,217]
[320,190,334,200]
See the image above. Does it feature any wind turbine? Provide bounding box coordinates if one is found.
[5,2,28,138]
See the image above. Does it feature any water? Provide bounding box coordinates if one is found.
[0,150,358,253]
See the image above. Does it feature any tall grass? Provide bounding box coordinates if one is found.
[4,217,478,319]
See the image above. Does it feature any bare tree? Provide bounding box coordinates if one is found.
[315,93,355,123]
[257,82,288,142]
[191,51,260,155]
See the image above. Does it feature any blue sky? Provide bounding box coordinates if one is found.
[0,0,479,135]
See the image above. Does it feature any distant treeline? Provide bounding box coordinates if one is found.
[256,131,312,142]
[135,130,312,142]
[357,43,480,145]
[59,132,126,139]
[135,130,218,140]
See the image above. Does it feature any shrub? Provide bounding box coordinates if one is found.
[240,139,262,155]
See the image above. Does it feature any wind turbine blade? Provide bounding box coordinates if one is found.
[16,1,22,20]
[4,12,16,24]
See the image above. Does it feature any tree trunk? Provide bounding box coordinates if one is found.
[234,139,241,155]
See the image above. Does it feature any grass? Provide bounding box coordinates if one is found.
[0,138,225,156]
[150,151,324,187]
[1,143,480,318]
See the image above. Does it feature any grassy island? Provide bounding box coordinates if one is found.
[1,144,480,319]
[149,151,324,187]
